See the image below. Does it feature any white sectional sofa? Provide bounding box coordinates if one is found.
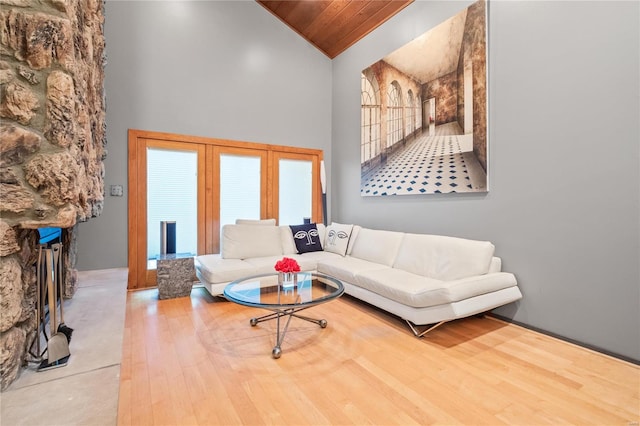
[195,220,522,336]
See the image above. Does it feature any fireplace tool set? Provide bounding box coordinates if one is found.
[33,242,73,372]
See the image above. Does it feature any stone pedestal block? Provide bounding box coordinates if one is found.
[157,255,195,300]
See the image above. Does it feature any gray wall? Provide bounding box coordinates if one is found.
[79,0,639,361]
[76,1,332,269]
[332,1,639,360]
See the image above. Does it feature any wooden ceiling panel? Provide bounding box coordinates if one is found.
[313,1,373,45]
[317,1,406,57]
[257,0,414,59]
[284,1,334,30]
[304,1,353,40]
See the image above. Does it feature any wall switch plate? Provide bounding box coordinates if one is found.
[110,184,124,197]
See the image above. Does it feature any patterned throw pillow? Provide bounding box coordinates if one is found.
[289,224,323,254]
[324,222,353,256]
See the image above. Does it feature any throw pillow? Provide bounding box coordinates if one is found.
[289,224,323,254]
[324,222,353,256]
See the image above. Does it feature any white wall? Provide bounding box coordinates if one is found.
[76,1,332,269]
[331,1,639,361]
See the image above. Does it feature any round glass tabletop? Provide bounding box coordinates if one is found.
[223,271,344,309]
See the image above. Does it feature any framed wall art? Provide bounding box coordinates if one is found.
[361,0,488,196]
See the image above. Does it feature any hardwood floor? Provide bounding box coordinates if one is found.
[117,287,639,425]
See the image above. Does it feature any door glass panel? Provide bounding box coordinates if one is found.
[147,148,198,266]
[220,154,261,228]
[279,159,312,225]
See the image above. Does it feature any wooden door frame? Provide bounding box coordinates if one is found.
[270,151,322,224]
[128,129,324,290]
[128,133,207,289]
[209,145,269,254]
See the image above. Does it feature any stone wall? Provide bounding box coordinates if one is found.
[0,0,106,390]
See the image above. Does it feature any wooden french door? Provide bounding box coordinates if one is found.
[129,136,206,288]
[272,151,322,225]
[128,129,323,290]
[205,145,269,255]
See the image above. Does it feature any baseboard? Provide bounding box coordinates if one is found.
[487,313,640,366]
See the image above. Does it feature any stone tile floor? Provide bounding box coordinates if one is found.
[1,268,128,426]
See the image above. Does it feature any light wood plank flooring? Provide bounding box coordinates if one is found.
[118,287,639,425]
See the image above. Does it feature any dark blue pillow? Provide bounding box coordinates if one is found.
[289,224,323,254]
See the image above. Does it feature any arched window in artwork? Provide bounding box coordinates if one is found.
[387,81,403,148]
[361,71,381,164]
[406,90,415,138]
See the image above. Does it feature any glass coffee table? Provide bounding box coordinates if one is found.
[223,272,344,358]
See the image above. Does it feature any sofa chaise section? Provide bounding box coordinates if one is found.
[315,229,521,336]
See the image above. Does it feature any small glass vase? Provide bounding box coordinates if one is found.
[278,271,297,289]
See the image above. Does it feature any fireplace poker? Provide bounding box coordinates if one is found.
[52,243,73,343]
[37,247,70,372]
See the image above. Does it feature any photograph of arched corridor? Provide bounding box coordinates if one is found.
[361,0,488,196]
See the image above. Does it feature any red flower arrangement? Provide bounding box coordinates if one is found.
[274,257,300,273]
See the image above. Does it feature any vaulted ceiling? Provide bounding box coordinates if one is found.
[256,0,414,59]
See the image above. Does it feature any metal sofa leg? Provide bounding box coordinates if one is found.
[406,320,446,337]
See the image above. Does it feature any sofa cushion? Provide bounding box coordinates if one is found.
[243,255,285,275]
[347,225,361,255]
[316,223,326,246]
[316,256,390,284]
[288,254,325,272]
[355,268,449,308]
[221,224,283,259]
[298,250,342,264]
[393,233,495,281]
[245,251,328,274]
[349,228,404,266]
[488,257,502,273]
[324,222,353,256]
[195,254,257,283]
[290,224,323,253]
[235,218,277,226]
[354,268,517,308]
[280,226,297,255]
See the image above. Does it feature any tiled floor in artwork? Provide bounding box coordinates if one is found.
[361,122,487,196]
